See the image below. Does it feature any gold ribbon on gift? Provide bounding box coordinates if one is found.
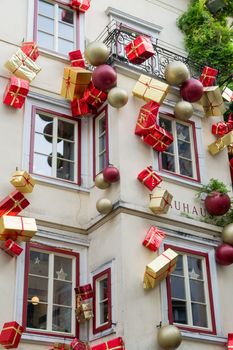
[141,79,165,99]
[203,93,223,115]
[89,91,103,105]
[104,342,123,350]
[138,112,147,124]
[2,325,23,347]
[145,228,164,248]
[141,167,161,184]
[215,139,226,152]
[127,40,144,57]
[6,194,24,215]
[23,43,38,58]
[5,241,15,251]
[213,122,229,136]
[9,78,25,106]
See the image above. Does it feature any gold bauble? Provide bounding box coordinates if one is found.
[222,223,233,245]
[157,325,182,350]
[31,296,40,305]
[96,198,113,214]
[174,100,193,120]
[107,87,128,108]
[95,173,111,189]
[165,61,190,86]
[84,41,110,66]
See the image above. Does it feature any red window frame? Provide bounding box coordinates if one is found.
[165,244,217,335]
[29,106,82,185]
[22,242,80,338]
[93,106,109,179]
[93,267,112,334]
[158,112,201,183]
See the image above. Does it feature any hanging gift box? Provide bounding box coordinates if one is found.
[199,66,218,87]
[61,67,92,100]
[52,343,71,350]
[21,41,39,61]
[10,170,36,193]
[222,87,233,102]
[84,83,107,109]
[5,49,41,82]
[0,216,37,241]
[142,226,165,252]
[143,124,173,152]
[149,188,173,214]
[70,0,91,12]
[125,35,155,65]
[91,337,125,350]
[76,302,93,323]
[0,321,24,349]
[200,86,226,117]
[211,122,233,136]
[2,239,23,257]
[137,166,162,191]
[69,49,86,68]
[143,248,178,289]
[3,76,29,109]
[208,131,233,156]
[135,101,159,137]
[227,333,233,350]
[133,75,169,104]
[75,284,93,301]
[71,339,90,350]
[0,190,30,217]
[71,97,93,117]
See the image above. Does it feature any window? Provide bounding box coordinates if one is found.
[93,108,109,177]
[23,243,79,337]
[159,114,200,181]
[30,108,81,184]
[166,246,216,335]
[93,268,112,334]
[35,0,77,55]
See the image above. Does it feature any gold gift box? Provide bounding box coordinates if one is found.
[149,189,173,214]
[208,131,233,156]
[5,49,41,82]
[76,302,93,323]
[61,67,92,100]
[143,248,178,289]
[0,215,37,241]
[132,75,169,104]
[10,170,36,193]
[200,86,226,117]
[53,343,71,350]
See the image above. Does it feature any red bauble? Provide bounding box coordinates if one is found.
[230,158,233,183]
[92,64,117,91]
[215,243,233,265]
[180,78,204,103]
[204,191,231,216]
[103,165,120,183]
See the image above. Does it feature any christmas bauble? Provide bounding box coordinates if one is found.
[180,78,204,103]
[157,325,182,350]
[165,61,190,86]
[84,41,110,66]
[31,296,39,305]
[107,87,128,108]
[92,64,117,91]
[204,191,231,216]
[222,224,233,245]
[47,152,64,168]
[103,165,120,183]
[215,243,233,265]
[43,123,53,143]
[174,100,193,120]
[96,198,113,214]
[95,173,110,189]
[43,122,65,143]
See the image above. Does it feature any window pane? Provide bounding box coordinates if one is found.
[59,8,74,25]
[170,276,186,300]
[179,159,193,177]
[35,114,53,133]
[28,276,48,302]
[57,140,75,161]
[53,280,72,306]
[38,31,54,50]
[99,153,107,172]
[38,0,54,18]
[172,300,187,324]
[192,303,207,327]
[160,118,172,133]
[34,153,53,176]
[58,22,74,41]
[161,153,175,172]
[188,257,203,279]
[58,38,74,55]
[172,255,184,276]
[38,15,54,35]
[52,306,72,333]
[56,160,74,181]
[54,256,72,281]
[58,120,74,141]
[99,135,106,153]
[100,301,108,324]
[99,118,106,134]
[178,141,191,159]
[176,123,190,142]
[99,278,108,301]
[29,251,49,276]
[190,280,205,303]
[34,133,53,155]
[165,142,174,154]
[27,302,47,329]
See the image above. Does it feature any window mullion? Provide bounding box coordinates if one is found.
[52,118,58,177]
[74,123,78,183]
[201,259,211,329]
[54,4,59,51]
[172,121,180,174]
[47,253,54,331]
[183,255,193,326]
[71,257,76,334]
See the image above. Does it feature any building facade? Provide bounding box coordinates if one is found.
[0,0,232,349]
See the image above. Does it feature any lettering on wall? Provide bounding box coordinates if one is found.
[170,200,207,218]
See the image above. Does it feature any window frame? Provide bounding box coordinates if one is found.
[22,242,80,339]
[93,268,112,334]
[29,105,82,185]
[165,244,217,335]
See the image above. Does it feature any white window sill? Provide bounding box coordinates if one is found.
[33,174,90,193]
[39,48,70,64]
[22,332,73,345]
[89,326,116,341]
[155,170,203,190]
[181,331,227,345]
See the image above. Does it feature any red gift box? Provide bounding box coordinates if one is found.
[137,166,162,191]
[71,339,90,350]
[211,122,233,136]
[227,333,233,350]
[21,41,39,61]
[69,50,85,68]
[84,83,107,109]
[142,226,165,252]
[135,101,159,137]
[71,97,93,117]
[3,239,23,257]
[125,35,155,65]
[91,337,125,350]
[0,321,24,349]
[143,125,173,152]
[75,284,93,301]
[70,0,90,12]
[200,66,218,87]
[0,190,30,217]
[3,76,29,109]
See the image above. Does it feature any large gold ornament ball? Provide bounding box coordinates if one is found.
[157,325,182,350]
[96,198,113,214]
[84,41,110,66]
[222,223,233,245]
[31,296,40,305]
[107,87,129,108]
[165,61,190,86]
[174,100,193,120]
[95,173,110,190]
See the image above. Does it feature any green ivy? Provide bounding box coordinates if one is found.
[196,178,229,197]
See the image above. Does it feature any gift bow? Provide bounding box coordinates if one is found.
[9,78,25,106]
[141,167,161,184]
[145,228,165,248]
[89,91,103,105]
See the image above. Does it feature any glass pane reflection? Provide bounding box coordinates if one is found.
[27,302,47,330]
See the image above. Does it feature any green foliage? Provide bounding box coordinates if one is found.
[224,101,233,120]
[201,206,233,227]
[196,178,229,197]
